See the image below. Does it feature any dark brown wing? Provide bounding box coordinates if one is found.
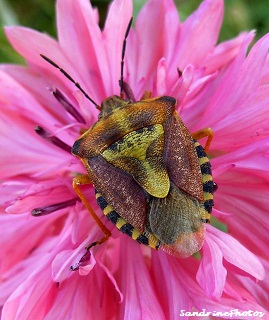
[86,155,146,232]
[164,112,203,201]
[148,182,205,258]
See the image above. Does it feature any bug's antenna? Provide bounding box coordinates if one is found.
[40,54,100,109]
[120,17,133,97]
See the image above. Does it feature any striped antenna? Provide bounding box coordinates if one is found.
[120,17,133,96]
[40,54,100,109]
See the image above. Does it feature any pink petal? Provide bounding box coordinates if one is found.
[0,180,30,210]
[5,26,100,114]
[0,65,73,125]
[57,0,107,101]
[103,0,133,94]
[195,33,269,136]
[171,64,194,103]
[2,267,57,320]
[133,0,179,90]
[0,109,72,180]
[235,257,269,310]
[46,264,121,320]
[175,0,224,69]
[212,84,269,152]
[162,0,181,64]
[203,31,255,74]
[197,234,227,300]
[207,225,265,280]
[156,58,167,95]
[6,180,74,214]
[179,259,268,318]
[0,208,68,273]
[116,238,166,319]
[0,69,60,126]
[97,257,124,303]
[212,138,269,257]
[151,252,193,319]
[5,26,61,67]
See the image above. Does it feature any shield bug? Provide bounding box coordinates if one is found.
[39,17,214,267]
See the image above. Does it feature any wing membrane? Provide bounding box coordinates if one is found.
[148,182,205,257]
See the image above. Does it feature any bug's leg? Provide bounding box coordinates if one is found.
[71,175,111,271]
[72,175,111,247]
[191,128,213,153]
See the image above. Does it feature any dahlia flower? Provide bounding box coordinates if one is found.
[1,0,269,319]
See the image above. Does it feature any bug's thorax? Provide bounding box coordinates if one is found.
[71,95,176,159]
[71,95,178,199]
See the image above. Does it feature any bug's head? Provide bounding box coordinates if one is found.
[98,95,131,120]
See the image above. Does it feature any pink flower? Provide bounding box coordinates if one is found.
[0,0,269,319]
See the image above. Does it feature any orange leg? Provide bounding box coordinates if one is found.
[72,175,111,250]
[191,128,213,153]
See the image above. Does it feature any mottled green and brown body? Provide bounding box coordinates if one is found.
[39,20,214,260]
[72,95,214,258]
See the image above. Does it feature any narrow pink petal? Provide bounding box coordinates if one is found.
[235,257,269,310]
[171,64,194,102]
[2,268,57,320]
[103,0,133,94]
[57,0,107,101]
[207,225,265,280]
[212,83,269,152]
[156,58,167,95]
[163,0,181,63]
[98,257,124,303]
[0,110,72,180]
[197,236,227,300]
[0,208,68,274]
[46,265,121,320]
[182,70,218,113]
[134,0,178,88]
[212,139,269,259]
[5,26,99,112]
[203,31,255,74]
[175,0,224,69]
[0,255,37,305]
[116,238,166,319]
[0,67,83,147]
[0,69,59,126]
[5,26,60,67]
[179,260,268,318]
[0,180,30,210]
[51,204,97,281]
[52,249,81,281]
[262,52,269,84]
[232,33,269,100]
[151,252,193,319]
[0,64,77,126]
[6,180,74,214]
[0,225,74,316]
[195,33,269,132]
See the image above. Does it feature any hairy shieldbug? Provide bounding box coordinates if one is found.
[40,17,214,266]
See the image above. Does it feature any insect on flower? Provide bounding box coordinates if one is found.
[38,17,215,269]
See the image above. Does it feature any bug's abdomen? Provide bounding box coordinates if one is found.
[193,140,214,222]
[95,190,160,249]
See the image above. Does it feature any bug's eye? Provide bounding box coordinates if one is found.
[213,182,218,192]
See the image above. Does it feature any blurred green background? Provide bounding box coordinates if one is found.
[0,0,268,63]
